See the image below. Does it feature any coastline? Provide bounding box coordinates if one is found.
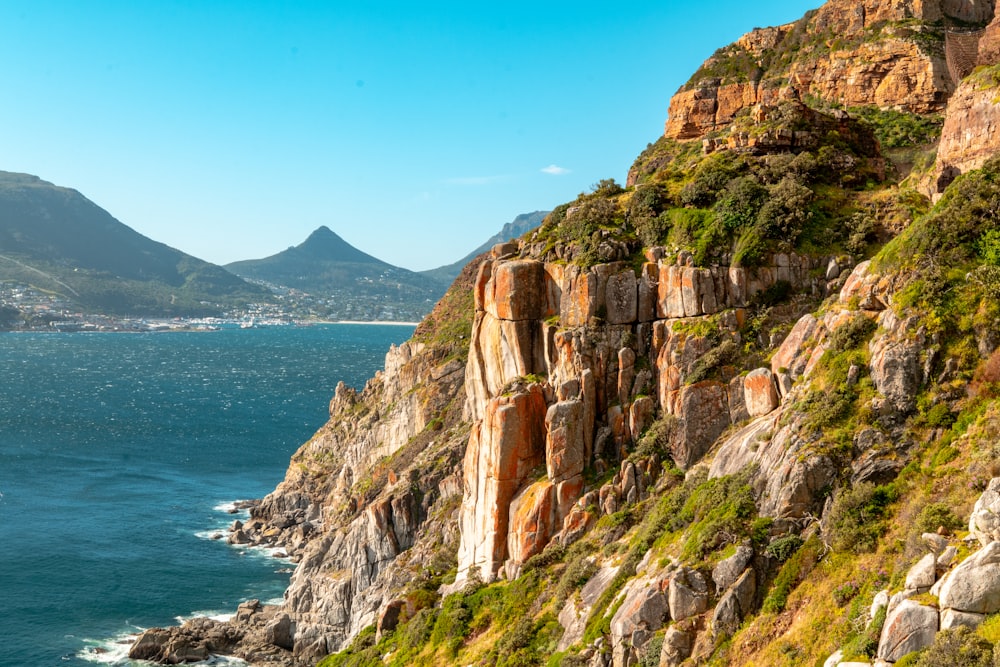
[322,320,419,326]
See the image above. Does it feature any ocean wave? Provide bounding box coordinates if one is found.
[77,626,248,666]
[195,501,294,566]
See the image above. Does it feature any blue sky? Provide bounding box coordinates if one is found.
[0,1,820,271]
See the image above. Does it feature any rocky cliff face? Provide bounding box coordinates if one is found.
[933,12,1000,193]
[454,247,842,587]
[132,0,1000,665]
[663,0,994,142]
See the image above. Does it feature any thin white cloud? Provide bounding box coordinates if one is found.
[541,164,570,176]
[443,175,511,186]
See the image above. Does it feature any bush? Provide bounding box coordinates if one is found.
[681,152,743,207]
[826,482,899,553]
[591,178,625,197]
[840,602,886,660]
[761,535,823,613]
[685,339,738,385]
[765,534,804,562]
[827,314,877,353]
[850,107,943,149]
[913,626,995,667]
[757,175,814,243]
[629,184,671,247]
[715,176,768,232]
[915,502,963,534]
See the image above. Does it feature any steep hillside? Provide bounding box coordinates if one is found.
[129,0,1000,666]
[226,226,446,321]
[420,211,549,285]
[0,171,269,316]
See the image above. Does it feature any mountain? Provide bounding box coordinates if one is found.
[419,210,549,284]
[131,1,1000,666]
[0,171,269,317]
[225,226,447,321]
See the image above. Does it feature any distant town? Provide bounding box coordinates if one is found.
[0,280,424,332]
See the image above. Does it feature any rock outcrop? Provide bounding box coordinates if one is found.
[663,0,972,142]
[934,12,1000,195]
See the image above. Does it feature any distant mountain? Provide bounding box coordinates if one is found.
[0,171,269,316]
[419,210,548,284]
[225,226,446,322]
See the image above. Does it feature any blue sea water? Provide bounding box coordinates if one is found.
[0,324,414,667]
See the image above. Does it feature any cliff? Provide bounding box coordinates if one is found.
[131,0,1000,665]
[662,0,995,142]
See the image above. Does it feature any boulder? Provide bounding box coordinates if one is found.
[869,315,925,416]
[904,552,938,592]
[128,627,212,664]
[939,608,986,631]
[922,532,949,554]
[969,478,1000,548]
[770,314,819,391]
[713,568,756,636]
[877,599,939,662]
[712,544,754,592]
[727,375,750,423]
[265,612,295,650]
[743,368,779,417]
[455,387,548,582]
[605,268,638,324]
[609,575,669,651]
[486,260,546,321]
[939,541,1000,614]
[558,564,620,652]
[938,546,959,568]
[664,381,731,470]
[822,650,843,667]
[507,480,556,566]
[870,589,890,621]
[545,400,587,482]
[659,625,694,666]
[668,567,709,621]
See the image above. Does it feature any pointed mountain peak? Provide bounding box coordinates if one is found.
[270,226,388,267]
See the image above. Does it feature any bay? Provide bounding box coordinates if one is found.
[0,324,414,667]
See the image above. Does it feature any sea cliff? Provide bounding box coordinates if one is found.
[132,0,1000,664]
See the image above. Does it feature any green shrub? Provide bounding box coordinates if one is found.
[915,502,963,534]
[681,152,743,207]
[716,175,768,232]
[757,175,814,244]
[840,600,886,660]
[849,107,943,149]
[913,626,995,667]
[826,482,899,553]
[429,593,472,656]
[827,314,877,353]
[749,280,793,308]
[629,184,671,247]
[639,632,665,667]
[762,535,823,613]
[686,339,738,385]
[765,534,804,563]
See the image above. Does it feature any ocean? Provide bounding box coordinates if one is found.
[0,324,414,667]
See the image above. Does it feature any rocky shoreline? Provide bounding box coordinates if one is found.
[128,500,311,666]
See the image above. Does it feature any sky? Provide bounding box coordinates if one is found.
[0,1,821,272]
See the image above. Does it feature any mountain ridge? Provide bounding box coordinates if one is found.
[419,210,549,284]
[0,170,269,317]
